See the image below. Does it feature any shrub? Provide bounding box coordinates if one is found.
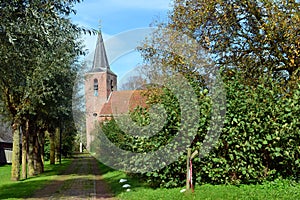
[97,73,300,187]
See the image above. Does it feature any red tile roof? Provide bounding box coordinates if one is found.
[100,90,147,116]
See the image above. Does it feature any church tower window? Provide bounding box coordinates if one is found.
[111,80,114,91]
[94,79,98,96]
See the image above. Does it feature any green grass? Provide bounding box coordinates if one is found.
[96,162,300,200]
[0,159,72,199]
[1,158,299,200]
[96,161,151,196]
[116,181,300,200]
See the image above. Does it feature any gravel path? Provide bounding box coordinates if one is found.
[27,153,116,200]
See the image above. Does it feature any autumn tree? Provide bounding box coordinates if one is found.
[119,75,147,90]
[169,0,300,81]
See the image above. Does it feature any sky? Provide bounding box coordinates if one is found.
[71,0,173,81]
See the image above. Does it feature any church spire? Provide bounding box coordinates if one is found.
[91,31,110,72]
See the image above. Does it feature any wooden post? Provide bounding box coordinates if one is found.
[186,148,191,190]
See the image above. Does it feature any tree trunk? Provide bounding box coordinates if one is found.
[33,128,44,174]
[21,120,29,179]
[40,130,45,168]
[55,127,60,163]
[11,120,21,181]
[50,131,55,165]
[27,135,35,176]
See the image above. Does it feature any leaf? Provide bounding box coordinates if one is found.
[263,140,268,145]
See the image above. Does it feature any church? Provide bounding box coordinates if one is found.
[84,31,146,150]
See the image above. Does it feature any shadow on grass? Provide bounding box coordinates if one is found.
[0,160,72,199]
[0,179,50,199]
[0,153,118,199]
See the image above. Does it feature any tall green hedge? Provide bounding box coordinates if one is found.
[98,74,300,187]
[196,75,300,185]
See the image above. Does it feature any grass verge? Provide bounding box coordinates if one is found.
[97,162,300,200]
[0,159,72,200]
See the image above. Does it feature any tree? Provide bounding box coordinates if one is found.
[169,0,300,81]
[0,0,83,180]
[119,74,147,90]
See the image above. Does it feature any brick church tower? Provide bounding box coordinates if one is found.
[85,31,117,151]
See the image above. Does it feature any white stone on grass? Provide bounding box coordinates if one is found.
[122,184,131,188]
[119,179,127,183]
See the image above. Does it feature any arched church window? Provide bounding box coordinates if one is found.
[94,79,98,96]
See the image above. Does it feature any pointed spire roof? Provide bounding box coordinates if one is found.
[90,31,116,76]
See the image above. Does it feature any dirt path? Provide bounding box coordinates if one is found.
[27,153,116,200]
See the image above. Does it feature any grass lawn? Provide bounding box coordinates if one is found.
[97,162,300,200]
[0,159,72,199]
[1,157,299,200]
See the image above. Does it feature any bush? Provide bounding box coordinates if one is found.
[97,73,300,187]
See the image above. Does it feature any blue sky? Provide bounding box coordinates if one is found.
[71,0,172,80]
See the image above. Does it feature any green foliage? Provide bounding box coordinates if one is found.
[122,0,300,188]
[99,72,300,187]
[61,122,79,157]
[99,100,180,155]
[196,74,299,185]
[0,0,85,179]
[97,82,207,187]
[44,136,50,161]
[204,73,300,184]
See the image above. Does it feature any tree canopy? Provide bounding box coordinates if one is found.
[169,0,300,81]
[0,0,84,180]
